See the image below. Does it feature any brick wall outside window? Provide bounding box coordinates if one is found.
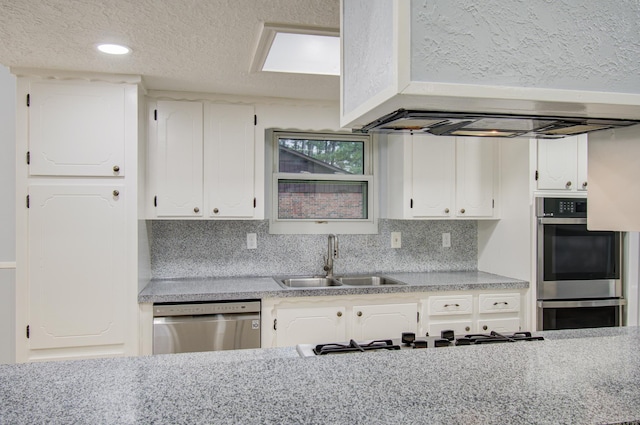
[278,193,365,219]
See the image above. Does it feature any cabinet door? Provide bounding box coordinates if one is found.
[537,137,578,190]
[156,100,203,217]
[275,306,346,347]
[426,321,474,337]
[204,104,255,218]
[28,81,125,176]
[477,318,521,334]
[352,303,417,340]
[576,134,588,191]
[411,136,455,217]
[27,184,126,350]
[455,138,495,217]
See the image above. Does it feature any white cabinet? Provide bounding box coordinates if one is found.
[274,305,346,347]
[27,81,126,177]
[352,303,418,340]
[536,135,588,192]
[151,100,256,218]
[386,134,497,219]
[156,100,203,217]
[27,184,127,349]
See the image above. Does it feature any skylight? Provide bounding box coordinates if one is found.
[251,24,340,76]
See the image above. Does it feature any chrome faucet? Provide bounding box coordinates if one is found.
[323,234,339,277]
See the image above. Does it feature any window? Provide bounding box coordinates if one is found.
[268,131,376,234]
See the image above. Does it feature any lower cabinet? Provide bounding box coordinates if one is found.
[263,290,525,348]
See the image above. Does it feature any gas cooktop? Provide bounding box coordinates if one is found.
[296,330,544,357]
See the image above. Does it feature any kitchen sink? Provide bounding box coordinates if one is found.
[276,277,343,288]
[335,275,406,286]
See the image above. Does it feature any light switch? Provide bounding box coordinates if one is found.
[442,233,451,248]
[391,232,401,249]
[247,233,257,249]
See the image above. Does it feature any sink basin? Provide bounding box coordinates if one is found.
[276,277,343,288]
[335,275,406,286]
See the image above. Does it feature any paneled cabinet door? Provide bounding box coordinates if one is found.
[27,184,126,350]
[477,318,521,334]
[426,321,474,336]
[352,303,418,340]
[455,138,496,217]
[204,104,255,218]
[275,306,346,347]
[155,100,204,217]
[28,81,126,177]
[537,136,579,190]
[411,135,456,217]
[576,134,588,191]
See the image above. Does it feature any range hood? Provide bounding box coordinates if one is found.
[355,109,640,139]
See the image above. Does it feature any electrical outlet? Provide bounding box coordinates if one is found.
[247,233,257,249]
[391,232,401,249]
[442,232,451,248]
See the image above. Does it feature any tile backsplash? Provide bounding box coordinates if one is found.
[149,219,477,279]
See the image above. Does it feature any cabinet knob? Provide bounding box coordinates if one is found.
[113,165,120,173]
[482,325,488,331]
[465,326,470,332]
[357,311,362,317]
[213,208,219,214]
[566,181,572,188]
[444,208,450,214]
[460,208,465,214]
[582,181,588,188]
[194,207,200,213]
[337,311,342,317]
[112,190,119,197]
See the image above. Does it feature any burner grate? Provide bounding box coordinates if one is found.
[313,339,401,355]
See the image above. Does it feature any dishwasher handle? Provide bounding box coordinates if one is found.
[153,300,261,317]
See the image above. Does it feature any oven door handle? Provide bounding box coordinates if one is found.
[538,217,587,225]
[537,299,626,308]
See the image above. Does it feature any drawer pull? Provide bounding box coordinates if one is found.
[444,303,460,308]
[493,301,509,306]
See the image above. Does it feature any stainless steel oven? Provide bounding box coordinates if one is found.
[536,197,624,330]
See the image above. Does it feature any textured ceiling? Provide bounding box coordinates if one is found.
[0,0,340,100]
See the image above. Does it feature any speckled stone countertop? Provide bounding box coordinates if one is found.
[138,271,528,303]
[2,327,640,424]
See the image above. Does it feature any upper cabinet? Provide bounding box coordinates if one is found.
[536,135,588,192]
[149,100,256,219]
[27,81,126,177]
[385,134,498,219]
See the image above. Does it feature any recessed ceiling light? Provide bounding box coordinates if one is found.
[251,24,339,76]
[96,43,131,55]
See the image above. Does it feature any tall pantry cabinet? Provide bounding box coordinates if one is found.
[14,71,144,362]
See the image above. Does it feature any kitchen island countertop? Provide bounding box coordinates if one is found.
[1,327,639,424]
[138,270,528,303]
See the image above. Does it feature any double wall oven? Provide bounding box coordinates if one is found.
[536,198,625,330]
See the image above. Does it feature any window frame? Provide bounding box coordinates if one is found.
[268,130,377,234]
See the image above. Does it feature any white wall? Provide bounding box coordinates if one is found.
[0,64,16,364]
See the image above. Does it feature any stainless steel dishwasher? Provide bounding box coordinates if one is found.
[152,300,261,354]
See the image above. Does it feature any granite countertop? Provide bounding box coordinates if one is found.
[138,271,528,303]
[2,327,640,424]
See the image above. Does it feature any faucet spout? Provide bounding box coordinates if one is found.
[323,234,339,277]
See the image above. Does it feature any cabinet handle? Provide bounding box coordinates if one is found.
[337,311,342,317]
[444,303,460,308]
[357,311,362,317]
[213,208,219,214]
[460,208,465,214]
[194,207,200,213]
[482,325,488,331]
[444,208,450,214]
[112,190,119,197]
[566,181,572,188]
[465,326,470,332]
[113,165,120,173]
[582,181,588,188]
[493,301,509,306]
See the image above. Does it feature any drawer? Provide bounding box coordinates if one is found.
[478,293,520,314]
[428,295,473,316]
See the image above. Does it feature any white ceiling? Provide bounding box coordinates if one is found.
[0,0,341,101]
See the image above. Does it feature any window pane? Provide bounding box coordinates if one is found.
[278,179,368,219]
[278,138,364,175]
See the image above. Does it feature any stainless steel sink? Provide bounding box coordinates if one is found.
[335,275,406,286]
[276,277,343,288]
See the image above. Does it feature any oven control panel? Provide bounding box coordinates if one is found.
[538,197,587,218]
